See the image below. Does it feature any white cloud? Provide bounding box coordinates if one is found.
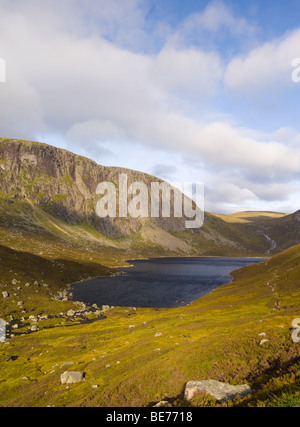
[152,47,223,98]
[225,28,300,92]
[183,1,256,36]
[207,182,258,204]
[0,0,147,44]
[150,164,178,181]
[66,119,127,144]
[0,0,300,213]
[167,0,258,51]
[0,68,44,140]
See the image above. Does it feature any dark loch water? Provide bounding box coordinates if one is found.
[71,257,263,309]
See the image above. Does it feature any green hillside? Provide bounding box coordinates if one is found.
[0,241,299,407]
[0,138,299,407]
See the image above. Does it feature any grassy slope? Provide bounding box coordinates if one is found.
[174,212,272,257]
[212,211,288,224]
[0,242,299,407]
[0,244,115,319]
[213,211,300,257]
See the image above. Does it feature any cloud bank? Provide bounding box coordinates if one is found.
[0,0,300,213]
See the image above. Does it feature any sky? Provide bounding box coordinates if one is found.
[1,0,300,214]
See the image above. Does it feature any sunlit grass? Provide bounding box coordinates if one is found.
[0,241,299,407]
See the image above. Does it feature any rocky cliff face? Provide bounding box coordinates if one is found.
[0,138,188,238]
[1,138,299,257]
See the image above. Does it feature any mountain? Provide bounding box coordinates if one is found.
[0,137,298,261]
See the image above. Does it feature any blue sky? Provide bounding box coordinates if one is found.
[1,0,300,213]
[148,0,300,40]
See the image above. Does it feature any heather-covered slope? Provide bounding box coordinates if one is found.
[0,138,300,407]
[0,241,299,407]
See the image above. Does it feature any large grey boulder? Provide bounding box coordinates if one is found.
[61,371,85,385]
[184,380,252,403]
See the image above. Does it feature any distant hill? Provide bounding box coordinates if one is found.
[212,211,288,224]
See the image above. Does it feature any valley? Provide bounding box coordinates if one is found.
[0,138,299,407]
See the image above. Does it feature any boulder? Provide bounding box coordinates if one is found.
[2,291,9,299]
[184,380,252,403]
[154,401,172,408]
[61,371,85,385]
[67,310,76,317]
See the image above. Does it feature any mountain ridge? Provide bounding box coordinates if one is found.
[0,137,299,259]
[0,138,299,408]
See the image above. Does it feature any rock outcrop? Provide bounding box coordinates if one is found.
[60,371,85,385]
[0,138,188,239]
